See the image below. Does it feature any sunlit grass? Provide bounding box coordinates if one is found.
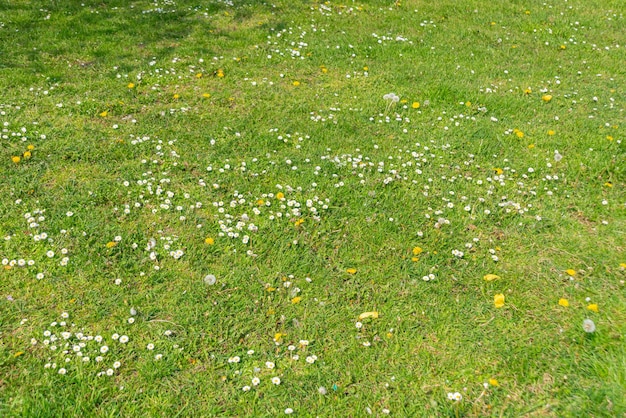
[1,0,625,416]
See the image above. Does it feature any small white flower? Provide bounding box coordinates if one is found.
[113,361,121,369]
[251,377,260,386]
[265,361,275,369]
[106,368,114,376]
[100,346,109,354]
[58,368,67,375]
[112,334,119,340]
[318,386,327,395]
[355,321,363,329]
[154,354,163,360]
[228,356,240,363]
[46,251,55,258]
[147,343,155,350]
[284,408,294,414]
[119,335,129,344]
[242,385,251,392]
[271,376,281,385]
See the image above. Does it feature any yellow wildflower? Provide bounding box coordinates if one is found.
[558,298,569,307]
[127,83,135,89]
[27,145,35,150]
[23,151,31,158]
[412,102,420,109]
[494,294,505,308]
[346,268,357,274]
[542,94,552,102]
[202,93,211,98]
[204,237,215,245]
[292,81,300,86]
[358,311,379,320]
[99,110,108,117]
[587,304,599,312]
[483,274,500,282]
[276,192,285,200]
[196,73,202,78]
[11,156,21,164]
[488,378,499,386]
[548,130,555,136]
[173,94,180,99]
[412,246,423,256]
[291,296,302,304]
[217,69,224,77]
[565,269,576,277]
[105,241,117,248]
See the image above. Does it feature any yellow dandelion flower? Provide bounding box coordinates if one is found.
[127,83,135,89]
[619,263,626,269]
[493,168,503,175]
[412,246,423,256]
[363,66,369,71]
[291,296,302,304]
[202,93,211,98]
[196,73,202,78]
[358,311,379,320]
[484,274,500,282]
[494,294,505,308]
[11,156,21,164]
[606,135,614,141]
[292,81,300,86]
[173,94,180,99]
[515,130,524,138]
[411,257,419,262]
[105,241,117,248]
[565,269,576,277]
[27,144,35,150]
[558,298,569,307]
[346,268,357,274]
[524,87,532,94]
[465,101,471,107]
[217,69,224,77]
[604,182,613,187]
[559,45,566,50]
[205,237,215,245]
[99,110,108,117]
[23,151,31,158]
[274,332,285,342]
[412,102,420,109]
[587,304,598,312]
[276,192,285,200]
[542,94,552,102]
[294,219,304,227]
[527,143,535,149]
[548,130,555,135]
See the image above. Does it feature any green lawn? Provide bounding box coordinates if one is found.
[1,0,625,416]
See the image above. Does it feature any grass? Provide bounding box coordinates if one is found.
[0,0,625,416]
